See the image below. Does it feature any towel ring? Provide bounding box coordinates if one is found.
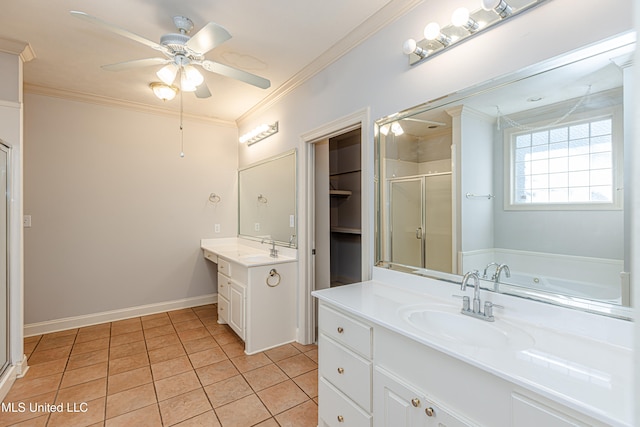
[266,269,281,287]
[209,193,221,203]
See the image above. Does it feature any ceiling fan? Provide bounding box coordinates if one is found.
[70,11,271,99]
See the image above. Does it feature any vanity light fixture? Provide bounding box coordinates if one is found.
[424,22,452,47]
[149,82,179,101]
[402,39,428,59]
[451,8,480,33]
[402,0,547,66]
[239,122,279,146]
[481,0,513,18]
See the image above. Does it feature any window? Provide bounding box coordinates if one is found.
[505,110,622,210]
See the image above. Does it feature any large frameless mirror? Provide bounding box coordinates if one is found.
[375,34,634,319]
[238,149,297,248]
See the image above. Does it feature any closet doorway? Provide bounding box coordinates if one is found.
[314,128,362,291]
[300,109,371,346]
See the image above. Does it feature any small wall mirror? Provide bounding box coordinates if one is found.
[238,150,297,247]
[375,34,634,318]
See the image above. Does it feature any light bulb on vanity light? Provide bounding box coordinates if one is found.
[481,0,513,18]
[451,8,480,32]
[423,22,451,47]
[402,38,428,58]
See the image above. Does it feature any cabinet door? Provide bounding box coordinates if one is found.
[512,394,590,427]
[374,366,475,427]
[228,282,246,340]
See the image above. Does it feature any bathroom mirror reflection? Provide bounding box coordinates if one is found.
[376,34,634,317]
[238,150,297,247]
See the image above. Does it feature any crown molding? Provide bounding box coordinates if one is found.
[24,84,236,127]
[236,0,424,124]
[0,38,35,62]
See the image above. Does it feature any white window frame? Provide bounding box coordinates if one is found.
[503,106,623,211]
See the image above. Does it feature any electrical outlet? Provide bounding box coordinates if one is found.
[254,223,260,231]
[289,215,295,228]
[23,215,31,228]
[214,224,221,233]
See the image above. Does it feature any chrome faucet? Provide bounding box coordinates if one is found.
[482,262,499,279]
[459,270,497,322]
[261,238,279,258]
[493,264,511,291]
[269,240,278,258]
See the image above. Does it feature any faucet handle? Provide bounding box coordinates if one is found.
[452,294,471,311]
[483,301,504,317]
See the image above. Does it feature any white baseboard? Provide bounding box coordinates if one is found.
[24,294,218,337]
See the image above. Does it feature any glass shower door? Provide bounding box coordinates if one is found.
[389,178,424,267]
[424,174,453,273]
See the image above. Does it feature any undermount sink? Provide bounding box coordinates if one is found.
[400,305,535,351]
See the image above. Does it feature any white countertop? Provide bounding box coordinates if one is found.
[201,237,297,267]
[312,274,633,426]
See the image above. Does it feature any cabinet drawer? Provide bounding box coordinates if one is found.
[217,258,232,277]
[319,303,372,358]
[319,377,372,427]
[319,334,371,411]
[203,250,217,263]
[217,272,232,300]
[218,295,229,323]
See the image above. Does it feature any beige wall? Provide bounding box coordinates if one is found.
[23,93,237,325]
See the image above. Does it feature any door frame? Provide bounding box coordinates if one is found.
[298,108,371,345]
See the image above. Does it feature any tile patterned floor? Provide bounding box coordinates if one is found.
[0,304,318,427]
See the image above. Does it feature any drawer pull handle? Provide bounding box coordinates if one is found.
[411,398,420,407]
[337,415,344,422]
[337,367,344,374]
[337,327,344,334]
[425,407,435,417]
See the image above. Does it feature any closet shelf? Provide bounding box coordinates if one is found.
[329,189,352,196]
[329,169,361,177]
[331,227,361,235]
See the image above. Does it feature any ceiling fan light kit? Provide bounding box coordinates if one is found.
[70,10,273,158]
[149,82,178,101]
[70,10,271,99]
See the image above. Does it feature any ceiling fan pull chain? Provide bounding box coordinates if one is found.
[179,83,185,158]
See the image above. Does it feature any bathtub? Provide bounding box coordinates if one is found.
[503,272,622,304]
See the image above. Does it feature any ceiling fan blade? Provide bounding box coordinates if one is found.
[186,22,231,55]
[200,60,271,89]
[70,11,169,54]
[195,82,212,99]
[101,58,170,72]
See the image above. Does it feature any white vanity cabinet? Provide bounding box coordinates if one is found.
[374,366,472,427]
[318,303,372,426]
[203,245,297,355]
[316,299,618,427]
[216,257,246,339]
